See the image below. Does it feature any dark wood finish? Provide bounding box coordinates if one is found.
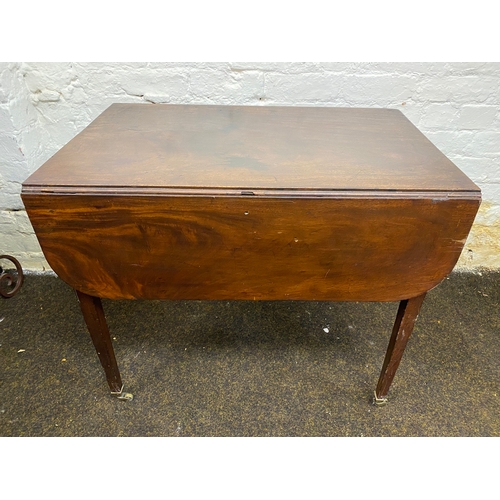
[21,104,482,402]
[23,104,478,193]
[76,290,122,393]
[376,293,427,400]
[23,193,479,302]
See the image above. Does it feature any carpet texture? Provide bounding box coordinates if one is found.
[1,272,499,436]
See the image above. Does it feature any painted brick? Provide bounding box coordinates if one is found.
[0,210,42,253]
[0,64,17,104]
[120,71,189,101]
[229,62,325,73]
[450,156,500,184]
[417,75,499,104]
[0,62,499,271]
[0,191,23,211]
[21,62,76,94]
[146,62,211,71]
[264,72,344,102]
[419,103,459,129]
[0,135,24,168]
[474,201,500,226]
[0,159,27,185]
[340,74,417,106]
[421,130,474,157]
[478,183,500,202]
[464,131,500,156]
[1,252,50,271]
[32,89,61,103]
[446,62,500,76]
[8,97,39,139]
[1,232,41,254]
[355,62,498,77]
[398,103,423,128]
[0,107,13,131]
[456,224,500,269]
[353,62,447,76]
[189,69,264,103]
[458,105,498,130]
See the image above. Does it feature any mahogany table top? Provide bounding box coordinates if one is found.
[23,104,479,196]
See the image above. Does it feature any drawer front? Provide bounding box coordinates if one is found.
[22,194,479,301]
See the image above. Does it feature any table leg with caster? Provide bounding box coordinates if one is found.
[374,293,426,406]
[76,290,133,401]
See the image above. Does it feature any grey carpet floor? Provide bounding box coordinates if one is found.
[1,272,499,436]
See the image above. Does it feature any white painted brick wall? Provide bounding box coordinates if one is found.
[1,62,499,271]
[458,105,498,129]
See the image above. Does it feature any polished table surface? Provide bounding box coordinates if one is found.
[22,104,481,404]
[25,104,477,192]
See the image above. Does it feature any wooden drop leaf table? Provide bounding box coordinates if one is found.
[21,104,481,405]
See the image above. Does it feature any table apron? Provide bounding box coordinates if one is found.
[22,194,480,301]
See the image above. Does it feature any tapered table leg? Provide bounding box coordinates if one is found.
[76,290,132,399]
[374,293,426,406]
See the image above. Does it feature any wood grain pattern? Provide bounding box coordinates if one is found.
[22,193,480,301]
[376,293,427,400]
[23,104,479,193]
[21,104,482,401]
[76,290,122,393]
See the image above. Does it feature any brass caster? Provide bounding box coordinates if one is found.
[117,392,134,401]
[111,385,134,401]
[373,391,388,407]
